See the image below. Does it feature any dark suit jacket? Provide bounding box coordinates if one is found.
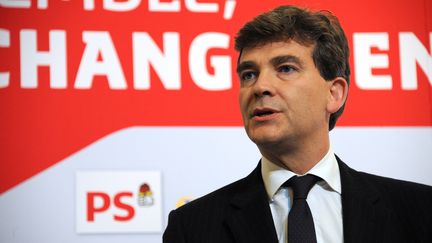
[163,157,432,242]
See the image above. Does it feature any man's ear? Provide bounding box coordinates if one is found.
[326,77,348,114]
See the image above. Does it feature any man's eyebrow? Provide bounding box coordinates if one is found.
[270,55,304,68]
[236,61,257,74]
[237,55,304,74]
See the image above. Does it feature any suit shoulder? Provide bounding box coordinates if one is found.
[163,168,264,242]
[354,170,432,208]
[357,171,432,194]
[338,158,432,198]
[173,173,252,214]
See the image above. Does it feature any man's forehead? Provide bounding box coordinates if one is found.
[237,40,313,66]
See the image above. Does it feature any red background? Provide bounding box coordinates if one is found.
[0,0,431,193]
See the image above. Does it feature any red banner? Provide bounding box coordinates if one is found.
[1,0,431,192]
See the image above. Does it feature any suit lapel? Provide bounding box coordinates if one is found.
[224,163,278,243]
[224,157,393,243]
[337,157,391,243]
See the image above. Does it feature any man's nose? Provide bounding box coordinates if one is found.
[253,70,275,98]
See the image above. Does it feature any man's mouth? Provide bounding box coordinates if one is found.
[251,107,279,120]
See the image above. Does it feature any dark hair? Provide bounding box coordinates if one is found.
[235,5,350,131]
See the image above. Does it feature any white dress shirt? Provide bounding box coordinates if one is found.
[261,147,343,243]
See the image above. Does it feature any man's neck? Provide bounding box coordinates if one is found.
[258,138,330,175]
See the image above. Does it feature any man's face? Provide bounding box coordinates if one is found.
[238,40,332,150]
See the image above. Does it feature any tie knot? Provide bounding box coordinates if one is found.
[284,174,320,200]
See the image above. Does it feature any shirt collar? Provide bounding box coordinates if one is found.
[261,146,341,199]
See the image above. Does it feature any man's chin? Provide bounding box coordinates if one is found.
[249,134,284,148]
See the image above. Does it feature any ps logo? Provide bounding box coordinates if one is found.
[76,171,162,233]
[86,191,135,222]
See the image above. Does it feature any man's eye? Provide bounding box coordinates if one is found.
[241,71,256,81]
[278,65,296,73]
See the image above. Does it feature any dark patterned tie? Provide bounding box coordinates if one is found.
[284,174,320,243]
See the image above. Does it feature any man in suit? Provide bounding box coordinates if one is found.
[163,5,432,243]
